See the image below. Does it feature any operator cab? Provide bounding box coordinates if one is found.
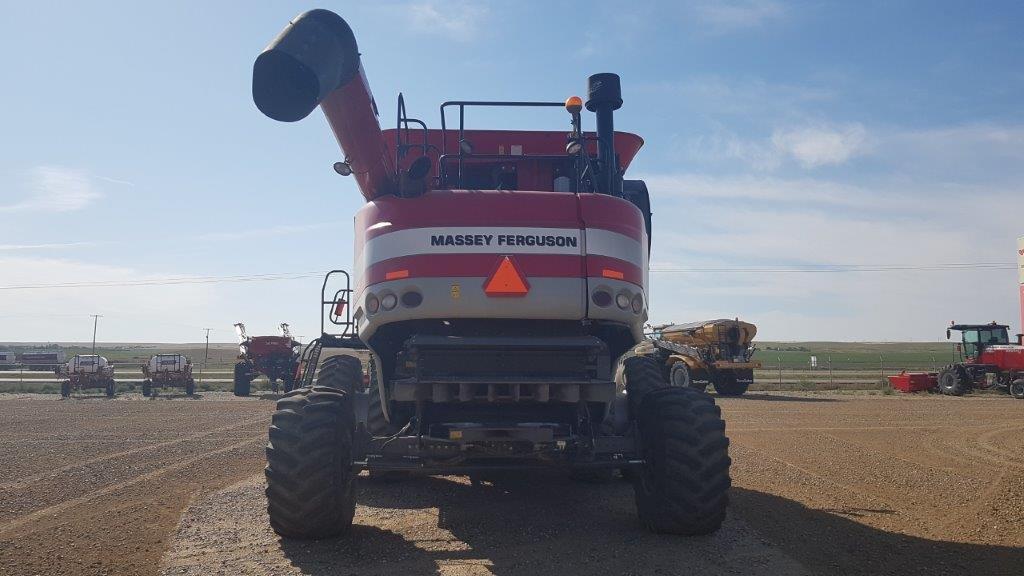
[947,322,1010,358]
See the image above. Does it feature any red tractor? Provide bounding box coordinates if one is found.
[252,9,730,540]
[233,323,301,396]
[937,322,1024,398]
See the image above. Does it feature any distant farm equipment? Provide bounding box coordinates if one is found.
[635,319,761,396]
[936,322,1024,398]
[58,354,115,398]
[141,354,195,396]
[21,349,67,371]
[0,352,16,370]
[232,323,300,396]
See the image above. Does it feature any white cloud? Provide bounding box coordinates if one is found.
[683,122,869,170]
[0,241,98,251]
[403,2,488,42]
[0,166,103,213]
[640,170,1023,340]
[694,0,786,33]
[771,123,869,168]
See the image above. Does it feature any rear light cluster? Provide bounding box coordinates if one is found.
[366,289,422,315]
[591,287,644,315]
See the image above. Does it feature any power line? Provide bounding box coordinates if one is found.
[0,271,328,290]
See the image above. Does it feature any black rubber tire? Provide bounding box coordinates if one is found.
[1010,379,1024,400]
[712,371,750,397]
[281,374,295,394]
[937,365,968,396]
[142,380,152,397]
[185,379,195,396]
[570,468,616,483]
[624,355,664,415]
[315,355,362,394]
[105,380,115,398]
[366,356,395,436]
[632,386,731,535]
[265,383,357,539]
[61,381,71,398]
[233,362,252,397]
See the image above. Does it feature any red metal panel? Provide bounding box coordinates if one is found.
[319,68,398,201]
[887,372,937,393]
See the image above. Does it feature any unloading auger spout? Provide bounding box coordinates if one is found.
[252,9,397,200]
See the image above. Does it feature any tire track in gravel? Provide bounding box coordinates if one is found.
[0,415,268,491]
[0,436,264,538]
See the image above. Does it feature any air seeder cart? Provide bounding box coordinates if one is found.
[58,354,115,398]
[233,323,301,396]
[141,354,195,396]
[253,9,731,540]
[635,319,760,396]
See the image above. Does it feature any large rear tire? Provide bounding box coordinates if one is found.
[265,384,357,539]
[712,370,750,397]
[631,382,731,535]
[1010,379,1024,399]
[142,380,152,397]
[233,362,252,397]
[185,378,195,396]
[61,381,71,398]
[366,356,395,436]
[937,365,968,396]
[105,380,115,398]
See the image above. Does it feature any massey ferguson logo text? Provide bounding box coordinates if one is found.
[430,233,578,248]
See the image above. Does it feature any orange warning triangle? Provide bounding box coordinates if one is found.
[483,256,529,296]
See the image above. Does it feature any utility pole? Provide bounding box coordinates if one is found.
[202,328,211,383]
[90,315,102,356]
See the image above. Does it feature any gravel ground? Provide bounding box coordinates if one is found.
[2,391,1023,575]
[0,392,275,576]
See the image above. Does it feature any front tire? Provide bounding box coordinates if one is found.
[185,378,195,396]
[937,365,968,396]
[61,381,71,398]
[142,380,152,397]
[265,381,358,538]
[105,380,115,398]
[1010,379,1024,399]
[233,362,252,397]
[632,384,731,535]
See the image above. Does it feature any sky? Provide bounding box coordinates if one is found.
[1,0,1023,343]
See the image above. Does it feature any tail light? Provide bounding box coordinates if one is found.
[592,290,612,307]
[366,294,380,314]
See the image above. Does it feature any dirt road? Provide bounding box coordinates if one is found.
[1,392,1022,575]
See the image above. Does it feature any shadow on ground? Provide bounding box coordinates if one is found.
[274,473,1023,575]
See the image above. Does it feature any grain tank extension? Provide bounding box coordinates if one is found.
[253,9,731,540]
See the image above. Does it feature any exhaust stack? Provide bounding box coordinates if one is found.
[252,9,397,200]
[585,73,623,196]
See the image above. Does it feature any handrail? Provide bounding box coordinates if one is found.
[439,101,564,188]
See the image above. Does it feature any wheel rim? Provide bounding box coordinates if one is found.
[671,365,689,387]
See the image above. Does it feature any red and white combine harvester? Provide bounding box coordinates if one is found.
[233,323,301,396]
[251,9,730,540]
[57,354,115,398]
[141,354,195,397]
[889,322,1024,398]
